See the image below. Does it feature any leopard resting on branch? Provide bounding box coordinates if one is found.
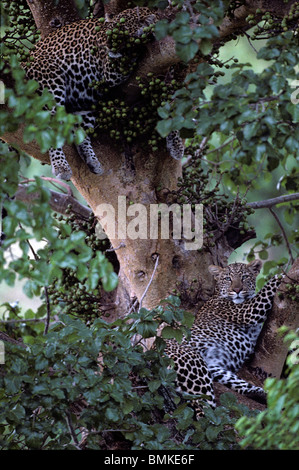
[23,6,184,180]
[165,259,283,418]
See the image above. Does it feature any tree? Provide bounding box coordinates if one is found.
[0,0,298,450]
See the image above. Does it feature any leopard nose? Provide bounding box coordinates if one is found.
[233,287,242,294]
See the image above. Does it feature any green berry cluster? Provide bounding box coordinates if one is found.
[174,154,255,248]
[47,207,117,322]
[246,4,299,39]
[284,283,299,303]
[104,19,155,78]
[169,0,184,9]
[1,0,40,61]
[94,73,181,150]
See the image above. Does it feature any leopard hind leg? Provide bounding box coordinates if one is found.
[166,131,184,160]
[74,111,104,175]
[48,105,73,180]
[166,344,216,419]
[49,148,73,181]
[50,112,103,179]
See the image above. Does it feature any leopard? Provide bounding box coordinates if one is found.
[164,259,283,418]
[23,7,184,180]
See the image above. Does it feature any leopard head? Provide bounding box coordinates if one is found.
[208,260,262,304]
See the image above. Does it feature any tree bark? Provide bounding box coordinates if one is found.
[26,0,81,38]
[244,258,299,380]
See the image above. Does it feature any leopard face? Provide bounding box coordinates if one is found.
[208,259,262,304]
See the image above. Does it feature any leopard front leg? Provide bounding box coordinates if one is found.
[166,343,216,419]
[75,111,104,175]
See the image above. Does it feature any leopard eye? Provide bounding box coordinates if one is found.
[224,276,231,281]
[242,274,249,279]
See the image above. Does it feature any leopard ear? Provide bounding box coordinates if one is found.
[247,259,262,275]
[208,265,224,278]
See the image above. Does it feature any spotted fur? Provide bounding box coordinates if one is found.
[165,260,283,418]
[23,7,158,180]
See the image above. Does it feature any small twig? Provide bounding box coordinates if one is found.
[19,224,52,334]
[105,242,126,252]
[43,286,51,335]
[139,254,160,311]
[268,207,295,264]
[244,31,258,53]
[65,410,82,450]
[205,136,236,156]
[127,255,160,316]
[0,317,47,324]
[88,428,138,435]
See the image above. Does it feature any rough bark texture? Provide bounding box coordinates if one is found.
[244,258,299,379]
[27,0,81,38]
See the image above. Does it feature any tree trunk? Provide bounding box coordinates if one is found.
[244,258,299,380]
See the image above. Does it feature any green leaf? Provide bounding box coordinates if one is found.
[259,250,269,260]
[199,39,213,55]
[243,121,259,140]
[267,155,279,171]
[176,40,198,63]
[206,424,222,441]
[257,47,280,60]
[7,404,26,424]
[161,326,183,343]
[74,128,85,145]
[105,407,120,422]
[154,19,169,40]
[102,271,118,292]
[156,118,174,137]
[35,356,49,371]
[148,380,162,392]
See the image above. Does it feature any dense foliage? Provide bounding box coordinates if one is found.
[0,0,298,450]
[236,328,299,450]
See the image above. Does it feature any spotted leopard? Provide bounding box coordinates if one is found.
[165,260,283,418]
[23,7,183,180]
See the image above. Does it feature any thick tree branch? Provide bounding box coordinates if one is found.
[14,184,92,219]
[0,331,26,349]
[218,0,298,40]
[26,0,81,38]
[14,182,299,220]
[247,193,299,209]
